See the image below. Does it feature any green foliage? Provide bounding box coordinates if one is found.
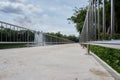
[90,45,120,73]
[114,33,120,39]
[115,0,120,33]
[0,28,34,42]
[68,0,120,34]
[0,44,27,49]
[68,7,87,33]
[47,32,79,42]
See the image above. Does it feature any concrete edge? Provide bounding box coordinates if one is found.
[90,52,120,80]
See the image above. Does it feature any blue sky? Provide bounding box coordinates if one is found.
[0,0,88,36]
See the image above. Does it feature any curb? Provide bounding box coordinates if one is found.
[90,52,120,80]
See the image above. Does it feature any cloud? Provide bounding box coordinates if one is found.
[5,0,27,3]
[0,2,24,14]
[33,23,79,36]
[49,7,57,12]
[27,4,43,13]
[14,16,32,27]
[0,1,43,15]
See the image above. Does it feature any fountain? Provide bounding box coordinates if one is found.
[34,31,44,46]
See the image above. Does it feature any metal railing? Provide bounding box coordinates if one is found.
[0,21,35,44]
[0,21,74,47]
[79,1,120,79]
[80,0,117,43]
[79,0,120,49]
[34,32,74,46]
[79,0,120,56]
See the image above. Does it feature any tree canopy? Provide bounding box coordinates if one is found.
[68,0,120,35]
[68,7,87,33]
[47,32,79,42]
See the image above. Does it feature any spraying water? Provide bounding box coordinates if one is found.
[34,32,44,46]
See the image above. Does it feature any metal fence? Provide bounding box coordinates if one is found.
[34,32,74,46]
[0,21,74,47]
[0,21,35,44]
[79,0,120,51]
[80,0,118,43]
[79,1,120,79]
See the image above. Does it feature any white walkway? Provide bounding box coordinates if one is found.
[0,44,115,80]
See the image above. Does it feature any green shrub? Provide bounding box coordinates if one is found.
[90,45,120,73]
[0,44,27,49]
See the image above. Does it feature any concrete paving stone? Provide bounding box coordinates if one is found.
[0,44,115,80]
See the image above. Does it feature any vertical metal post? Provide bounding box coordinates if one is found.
[42,33,45,46]
[27,30,29,42]
[1,23,2,41]
[27,29,29,47]
[19,28,21,42]
[103,0,106,39]
[91,0,94,40]
[89,0,92,41]
[13,26,15,42]
[97,0,100,40]
[87,10,89,42]
[17,27,18,42]
[87,44,90,54]
[111,0,115,39]
[6,24,7,42]
[50,36,53,45]
[56,38,57,44]
[94,0,97,40]
[23,29,24,42]
[25,29,27,42]
[21,28,23,42]
[8,25,10,41]
[30,31,32,42]
[24,29,25,42]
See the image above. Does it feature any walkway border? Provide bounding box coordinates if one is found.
[90,52,120,80]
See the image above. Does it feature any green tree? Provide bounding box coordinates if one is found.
[68,0,120,35]
[115,0,120,33]
[47,32,79,42]
[68,7,87,33]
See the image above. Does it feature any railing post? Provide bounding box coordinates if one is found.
[6,24,7,42]
[42,33,45,46]
[89,0,92,41]
[87,44,90,54]
[103,0,106,39]
[10,25,11,42]
[94,0,97,40]
[97,0,100,40]
[1,23,3,42]
[91,0,94,40]
[111,0,115,39]
[27,29,30,47]
[87,9,89,42]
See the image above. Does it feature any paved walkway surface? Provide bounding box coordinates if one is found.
[0,44,115,80]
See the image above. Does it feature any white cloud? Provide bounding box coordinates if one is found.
[0,1,43,15]
[0,2,24,14]
[5,0,27,3]
[27,5,43,13]
[14,16,32,27]
[42,14,49,19]
[32,23,79,36]
[49,7,57,12]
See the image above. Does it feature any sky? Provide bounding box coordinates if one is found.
[0,0,88,36]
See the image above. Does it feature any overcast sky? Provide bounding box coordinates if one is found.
[0,0,88,36]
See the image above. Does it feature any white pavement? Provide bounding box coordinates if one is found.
[0,44,115,80]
